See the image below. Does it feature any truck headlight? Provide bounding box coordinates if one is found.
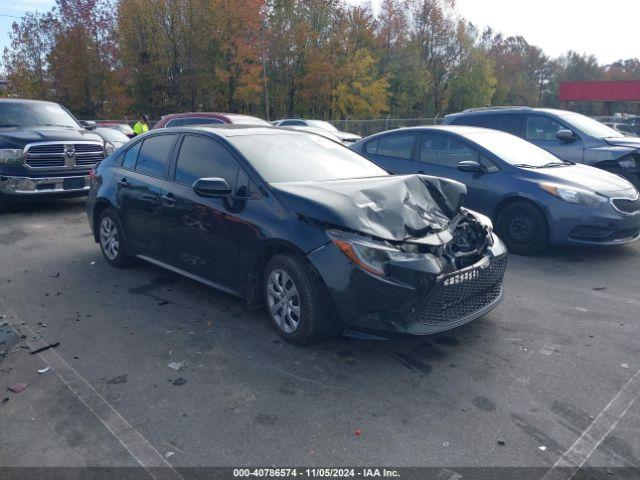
[0,149,24,165]
[540,183,606,207]
[618,157,637,170]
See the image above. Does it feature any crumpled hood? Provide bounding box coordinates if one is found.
[604,137,640,149]
[0,126,103,149]
[270,174,467,242]
[534,164,637,197]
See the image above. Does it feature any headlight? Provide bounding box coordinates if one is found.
[0,149,23,165]
[540,183,606,207]
[619,157,637,170]
[326,229,417,277]
[464,208,493,230]
[104,142,115,155]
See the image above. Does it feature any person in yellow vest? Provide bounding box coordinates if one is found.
[133,114,149,136]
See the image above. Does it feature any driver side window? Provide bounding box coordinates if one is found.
[526,116,564,141]
[174,135,239,190]
[419,133,478,167]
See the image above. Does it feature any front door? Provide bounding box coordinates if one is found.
[161,134,241,288]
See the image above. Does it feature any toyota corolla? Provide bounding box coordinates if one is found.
[87,127,507,344]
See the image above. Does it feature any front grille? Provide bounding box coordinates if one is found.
[25,142,104,169]
[413,255,507,326]
[612,197,640,215]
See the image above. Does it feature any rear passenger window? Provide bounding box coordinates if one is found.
[526,116,563,141]
[174,135,239,189]
[135,134,176,178]
[121,142,141,170]
[365,133,415,160]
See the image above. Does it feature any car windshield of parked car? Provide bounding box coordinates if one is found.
[228,133,388,183]
[560,113,621,138]
[464,130,566,168]
[306,120,339,132]
[0,102,79,128]
[96,127,130,142]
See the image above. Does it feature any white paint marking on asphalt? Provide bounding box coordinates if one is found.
[541,366,640,480]
[0,299,184,480]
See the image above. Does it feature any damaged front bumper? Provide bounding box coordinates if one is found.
[307,232,507,338]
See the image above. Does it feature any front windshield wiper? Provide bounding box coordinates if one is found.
[513,162,569,169]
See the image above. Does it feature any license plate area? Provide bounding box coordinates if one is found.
[63,177,85,190]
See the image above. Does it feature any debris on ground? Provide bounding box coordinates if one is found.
[168,361,186,371]
[37,322,47,328]
[593,286,607,291]
[165,452,175,459]
[497,439,506,446]
[157,300,170,306]
[354,429,362,437]
[2,397,8,405]
[621,363,629,369]
[538,446,547,451]
[8,382,29,393]
[90,261,97,265]
[29,342,60,355]
[37,366,51,374]
[172,378,186,386]
[51,272,60,278]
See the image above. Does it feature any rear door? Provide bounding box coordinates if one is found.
[416,132,504,215]
[361,132,419,173]
[524,114,584,162]
[116,134,178,257]
[161,134,242,288]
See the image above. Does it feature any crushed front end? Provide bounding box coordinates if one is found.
[307,208,507,337]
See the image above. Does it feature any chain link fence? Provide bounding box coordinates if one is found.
[334,117,442,136]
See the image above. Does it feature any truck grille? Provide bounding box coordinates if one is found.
[25,142,104,169]
[413,255,507,326]
[612,197,640,215]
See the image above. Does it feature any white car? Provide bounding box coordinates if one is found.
[271,119,362,144]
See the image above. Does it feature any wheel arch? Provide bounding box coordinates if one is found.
[92,198,116,243]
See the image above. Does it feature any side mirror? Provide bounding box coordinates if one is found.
[81,120,97,130]
[457,160,486,173]
[556,129,576,142]
[193,177,232,197]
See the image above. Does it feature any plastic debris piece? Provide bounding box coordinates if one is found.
[538,446,547,451]
[168,361,185,371]
[8,382,29,393]
[38,366,51,374]
[172,378,186,386]
[51,272,60,278]
[90,261,97,265]
[621,363,629,369]
[497,439,506,446]
[354,429,362,437]
[443,442,450,447]
[30,342,60,355]
[165,452,174,459]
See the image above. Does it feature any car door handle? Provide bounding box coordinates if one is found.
[118,178,129,187]
[162,192,177,206]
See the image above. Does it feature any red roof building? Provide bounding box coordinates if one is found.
[559,81,640,114]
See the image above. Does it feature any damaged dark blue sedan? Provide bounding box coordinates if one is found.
[87,127,507,344]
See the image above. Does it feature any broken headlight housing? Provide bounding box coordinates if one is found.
[326,229,419,277]
[618,156,637,170]
[540,183,606,207]
[0,149,23,165]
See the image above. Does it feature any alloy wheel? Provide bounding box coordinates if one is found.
[99,217,119,261]
[266,269,301,334]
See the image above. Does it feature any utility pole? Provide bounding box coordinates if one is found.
[260,21,270,121]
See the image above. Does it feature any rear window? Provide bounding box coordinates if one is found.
[135,134,177,178]
[166,117,225,127]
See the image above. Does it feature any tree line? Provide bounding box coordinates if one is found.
[2,0,640,120]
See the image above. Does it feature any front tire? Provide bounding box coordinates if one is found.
[496,200,548,255]
[263,254,325,345]
[98,208,133,267]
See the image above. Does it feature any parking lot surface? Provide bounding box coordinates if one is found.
[1,199,639,477]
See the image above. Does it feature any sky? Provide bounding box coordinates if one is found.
[0,0,638,65]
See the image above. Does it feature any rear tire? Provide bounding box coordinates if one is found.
[263,254,325,345]
[98,208,133,267]
[496,200,548,255]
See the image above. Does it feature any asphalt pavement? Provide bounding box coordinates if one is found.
[0,198,639,479]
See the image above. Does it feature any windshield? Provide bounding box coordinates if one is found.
[561,113,621,138]
[465,130,566,167]
[306,120,339,132]
[229,133,387,183]
[0,102,79,128]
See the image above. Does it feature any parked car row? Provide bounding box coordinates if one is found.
[3,97,639,345]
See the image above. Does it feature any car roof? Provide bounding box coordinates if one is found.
[370,125,495,135]
[155,125,302,138]
[446,106,577,118]
[0,98,60,105]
